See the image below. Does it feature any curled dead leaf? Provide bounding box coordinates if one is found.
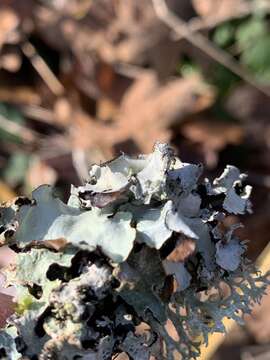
[79,190,125,208]
[29,238,68,251]
[166,237,196,263]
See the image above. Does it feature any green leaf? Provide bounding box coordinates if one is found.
[240,36,270,83]
[3,152,29,187]
[0,103,25,144]
[213,23,235,47]
[236,17,267,50]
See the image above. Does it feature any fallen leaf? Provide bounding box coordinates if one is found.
[0,293,14,328]
[166,237,196,263]
[27,158,57,190]
[39,238,68,251]
[0,7,19,49]
[180,117,244,167]
[114,72,215,153]
[0,48,22,72]
[192,0,247,19]
[181,117,243,150]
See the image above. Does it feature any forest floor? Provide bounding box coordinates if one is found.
[0,1,270,359]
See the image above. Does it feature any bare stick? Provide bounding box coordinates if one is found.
[21,41,65,96]
[72,148,89,183]
[0,113,38,143]
[19,105,55,124]
[152,0,270,98]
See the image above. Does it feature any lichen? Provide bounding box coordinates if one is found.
[0,142,268,359]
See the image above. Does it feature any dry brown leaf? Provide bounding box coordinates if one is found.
[0,86,41,105]
[27,158,57,189]
[0,293,14,328]
[0,181,16,203]
[69,110,115,158]
[97,97,118,123]
[69,72,214,157]
[42,238,68,251]
[54,97,72,126]
[0,7,19,49]
[24,238,68,252]
[37,0,183,78]
[180,116,243,167]
[0,49,22,72]
[192,0,247,19]
[114,72,214,152]
[166,238,196,263]
[181,117,244,150]
[85,190,125,209]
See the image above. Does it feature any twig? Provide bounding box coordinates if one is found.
[152,0,270,98]
[114,62,150,79]
[0,113,38,143]
[19,105,55,124]
[71,148,89,183]
[21,41,65,96]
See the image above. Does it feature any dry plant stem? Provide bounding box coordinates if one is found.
[21,41,65,96]
[0,113,38,143]
[152,0,270,98]
[199,241,270,360]
[71,148,89,183]
[19,105,55,125]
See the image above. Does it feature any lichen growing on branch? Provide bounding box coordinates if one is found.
[0,143,268,359]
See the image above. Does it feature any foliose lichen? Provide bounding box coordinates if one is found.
[0,142,268,359]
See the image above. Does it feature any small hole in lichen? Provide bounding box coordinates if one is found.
[160,233,178,260]
[0,348,7,358]
[46,263,68,281]
[81,339,98,349]
[15,337,27,353]
[34,307,52,338]
[4,229,15,238]
[14,197,32,207]
[27,283,43,299]
[133,242,144,253]
[115,323,135,337]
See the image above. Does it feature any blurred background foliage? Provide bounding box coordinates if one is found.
[0,0,270,359]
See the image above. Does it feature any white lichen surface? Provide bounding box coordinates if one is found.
[0,143,268,360]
